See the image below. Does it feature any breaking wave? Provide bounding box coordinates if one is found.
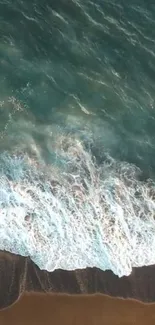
[0,130,155,277]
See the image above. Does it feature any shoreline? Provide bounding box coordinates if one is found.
[0,250,155,308]
[1,292,155,325]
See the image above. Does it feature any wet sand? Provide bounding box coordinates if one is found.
[1,250,155,308]
[0,251,155,309]
[1,250,155,324]
[1,292,155,325]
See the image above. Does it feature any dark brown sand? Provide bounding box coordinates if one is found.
[1,292,155,325]
[1,250,155,324]
[1,249,155,312]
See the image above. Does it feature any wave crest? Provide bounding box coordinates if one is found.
[0,134,155,277]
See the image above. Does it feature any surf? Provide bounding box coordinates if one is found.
[0,130,155,277]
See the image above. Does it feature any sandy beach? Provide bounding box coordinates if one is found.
[0,250,155,308]
[1,292,155,325]
[0,251,155,323]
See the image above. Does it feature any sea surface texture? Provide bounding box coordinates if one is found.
[0,0,155,277]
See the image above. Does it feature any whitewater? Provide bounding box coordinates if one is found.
[0,0,155,278]
[0,115,155,278]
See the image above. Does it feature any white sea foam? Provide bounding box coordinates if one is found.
[0,131,155,277]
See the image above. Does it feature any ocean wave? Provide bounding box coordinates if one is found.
[0,131,155,277]
[0,0,155,278]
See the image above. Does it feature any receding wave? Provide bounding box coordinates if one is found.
[0,128,155,277]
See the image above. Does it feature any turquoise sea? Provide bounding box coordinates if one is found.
[0,0,155,277]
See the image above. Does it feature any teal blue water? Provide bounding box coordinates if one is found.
[0,1,155,276]
[0,0,155,176]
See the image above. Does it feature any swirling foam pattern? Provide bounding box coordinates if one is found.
[0,133,155,277]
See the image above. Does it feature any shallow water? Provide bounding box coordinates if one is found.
[0,0,155,276]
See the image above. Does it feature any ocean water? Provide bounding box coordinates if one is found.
[0,0,155,277]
